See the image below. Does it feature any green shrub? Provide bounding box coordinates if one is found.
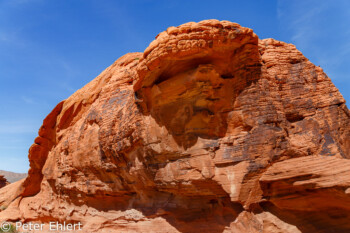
[0,223,17,233]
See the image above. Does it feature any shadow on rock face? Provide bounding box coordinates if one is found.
[137,61,261,149]
[260,201,350,233]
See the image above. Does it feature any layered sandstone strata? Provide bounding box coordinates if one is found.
[1,20,350,233]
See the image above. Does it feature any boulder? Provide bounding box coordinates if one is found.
[1,20,350,233]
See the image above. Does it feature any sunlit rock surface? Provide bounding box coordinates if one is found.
[1,20,350,233]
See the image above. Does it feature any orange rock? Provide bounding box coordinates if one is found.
[259,156,350,232]
[1,20,350,232]
[0,179,24,215]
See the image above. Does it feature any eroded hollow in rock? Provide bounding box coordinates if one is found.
[137,60,261,149]
[144,64,233,148]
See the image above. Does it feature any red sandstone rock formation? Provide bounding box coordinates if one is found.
[1,20,350,233]
[0,176,8,189]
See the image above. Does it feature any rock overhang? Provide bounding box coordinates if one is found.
[134,19,260,92]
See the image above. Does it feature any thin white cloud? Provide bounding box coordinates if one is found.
[0,33,11,42]
[1,0,42,7]
[277,0,327,49]
[60,82,77,93]
[277,0,350,79]
[21,96,36,104]
[0,121,38,134]
[0,0,43,46]
[0,145,29,150]
[0,29,26,47]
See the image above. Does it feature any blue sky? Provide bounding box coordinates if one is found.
[0,0,349,173]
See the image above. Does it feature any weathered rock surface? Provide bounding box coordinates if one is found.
[1,20,350,233]
[0,175,8,189]
[0,179,24,210]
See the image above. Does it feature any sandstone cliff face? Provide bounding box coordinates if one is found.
[1,20,350,233]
